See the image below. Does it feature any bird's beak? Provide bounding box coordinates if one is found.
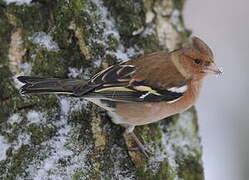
[204,63,222,74]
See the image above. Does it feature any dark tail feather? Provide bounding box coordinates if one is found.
[17,76,86,95]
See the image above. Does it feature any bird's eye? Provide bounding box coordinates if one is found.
[193,59,202,65]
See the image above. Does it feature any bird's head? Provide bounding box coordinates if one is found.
[173,36,222,80]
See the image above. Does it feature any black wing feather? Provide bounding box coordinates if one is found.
[73,64,136,96]
[74,63,186,103]
[85,90,183,102]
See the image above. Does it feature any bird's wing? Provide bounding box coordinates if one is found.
[73,64,135,96]
[75,59,187,103]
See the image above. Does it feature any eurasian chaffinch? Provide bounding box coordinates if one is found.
[18,36,221,157]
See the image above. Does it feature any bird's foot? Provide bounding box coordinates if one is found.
[127,131,153,158]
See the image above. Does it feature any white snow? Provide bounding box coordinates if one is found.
[33,131,75,180]
[19,62,33,75]
[28,126,76,179]
[61,97,88,112]
[60,98,70,115]
[27,111,45,124]
[25,97,90,179]
[30,32,59,52]
[164,111,201,166]
[0,133,31,161]
[68,67,83,78]
[108,144,136,179]
[170,10,184,32]
[90,0,143,64]
[8,113,22,124]
[31,54,37,60]
[1,115,31,161]
[148,110,202,178]
[3,0,32,5]
[14,132,31,151]
[0,136,10,161]
[145,10,155,24]
[91,0,128,61]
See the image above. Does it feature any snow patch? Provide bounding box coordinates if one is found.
[26,97,90,179]
[68,68,83,78]
[148,110,202,177]
[0,132,31,161]
[60,97,88,113]
[91,0,128,61]
[163,111,201,168]
[109,144,136,179]
[170,10,184,32]
[19,62,33,75]
[90,0,143,64]
[14,132,31,151]
[8,113,22,124]
[0,136,10,161]
[30,32,59,52]
[60,98,70,115]
[145,10,155,24]
[27,111,46,124]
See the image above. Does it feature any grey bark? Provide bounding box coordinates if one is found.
[0,0,204,179]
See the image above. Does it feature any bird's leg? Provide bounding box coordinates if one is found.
[125,126,151,158]
[129,131,151,158]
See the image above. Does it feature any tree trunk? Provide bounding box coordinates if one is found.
[0,0,204,179]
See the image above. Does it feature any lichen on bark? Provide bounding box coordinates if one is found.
[0,0,204,179]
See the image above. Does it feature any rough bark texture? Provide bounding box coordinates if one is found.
[0,0,204,179]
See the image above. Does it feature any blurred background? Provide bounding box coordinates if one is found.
[184,0,249,180]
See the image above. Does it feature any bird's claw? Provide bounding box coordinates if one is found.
[127,131,153,158]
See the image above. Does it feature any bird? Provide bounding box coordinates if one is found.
[17,36,221,157]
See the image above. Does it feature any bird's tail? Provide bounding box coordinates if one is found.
[17,76,86,95]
